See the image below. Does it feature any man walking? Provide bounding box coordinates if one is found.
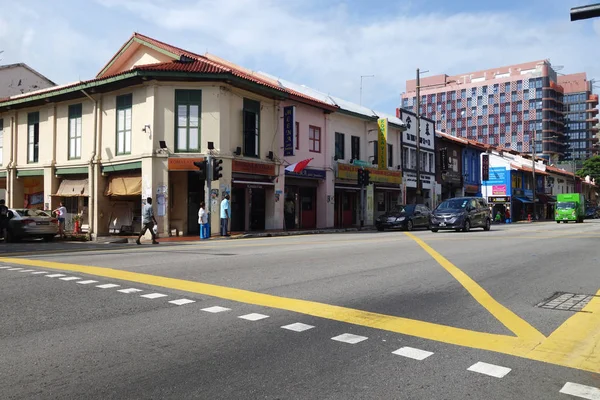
[137,197,159,245]
[220,194,230,236]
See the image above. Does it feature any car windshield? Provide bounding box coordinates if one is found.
[391,205,414,214]
[557,202,576,210]
[15,209,49,217]
[437,199,468,210]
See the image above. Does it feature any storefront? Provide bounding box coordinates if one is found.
[53,172,90,232]
[441,170,463,200]
[335,163,402,226]
[464,184,479,197]
[167,158,205,235]
[487,196,511,222]
[231,159,277,232]
[284,168,325,229]
[16,170,45,210]
[404,171,435,207]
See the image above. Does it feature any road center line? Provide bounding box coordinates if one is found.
[404,232,545,343]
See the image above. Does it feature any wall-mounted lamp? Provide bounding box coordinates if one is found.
[396,165,401,170]
[233,147,242,156]
[267,151,274,160]
[142,124,152,139]
[207,141,215,150]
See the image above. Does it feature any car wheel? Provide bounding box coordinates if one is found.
[43,235,55,242]
[431,228,439,233]
[484,219,491,231]
[406,220,414,231]
[5,229,15,243]
[463,220,471,232]
[556,221,560,224]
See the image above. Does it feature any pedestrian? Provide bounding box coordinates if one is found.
[220,194,230,237]
[0,199,8,241]
[53,202,67,239]
[136,197,159,245]
[198,201,208,239]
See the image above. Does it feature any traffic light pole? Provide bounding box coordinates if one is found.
[206,153,212,235]
[360,184,365,228]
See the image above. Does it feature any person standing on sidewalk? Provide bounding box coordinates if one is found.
[136,197,159,245]
[53,202,67,239]
[0,200,8,241]
[220,194,230,237]
[198,201,208,239]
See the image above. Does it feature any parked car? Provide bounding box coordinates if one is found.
[5,208,59,242]
[430,197,492,232]
[375,204,431,232]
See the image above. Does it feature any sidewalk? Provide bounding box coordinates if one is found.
[98,226,377,244]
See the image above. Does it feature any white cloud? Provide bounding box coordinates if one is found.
[2,0,600,113]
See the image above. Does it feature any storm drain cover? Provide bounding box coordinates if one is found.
[537,292,597,312]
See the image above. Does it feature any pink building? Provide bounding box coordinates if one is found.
[402,60,598,163]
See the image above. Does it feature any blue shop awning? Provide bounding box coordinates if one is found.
[514,196,533,203]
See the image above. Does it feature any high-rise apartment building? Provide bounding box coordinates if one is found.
[558,73,599,162]
[401,60,598,163]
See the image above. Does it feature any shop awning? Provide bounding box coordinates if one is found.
[105,176,142,197]
[537,193,555,203]
[514,196,533,203]
[54,179,88,197]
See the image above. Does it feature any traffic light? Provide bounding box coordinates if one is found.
[364,169,371,186]
[211,159,223,181]
[357,168,365,186]
[193,160,207,180]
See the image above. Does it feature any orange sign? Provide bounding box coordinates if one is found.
[168,157,206,171]
[232,160,276,176]
[337,163,402,184]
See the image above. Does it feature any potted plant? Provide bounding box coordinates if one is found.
[72,214,82,234]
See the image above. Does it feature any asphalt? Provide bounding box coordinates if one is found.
[1,220,600,399]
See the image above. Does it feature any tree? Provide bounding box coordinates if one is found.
[576,155,600,182]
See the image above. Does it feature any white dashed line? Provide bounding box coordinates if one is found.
[96,284,120,289]
[392,347,434,361]
[281,322,315,332]
[45,274,67,278]
[467,362,511,378]
[7,268,23,271]
[117,288,143,294]
[0,266,11,269]
[141,293,168,299]
[331,333,368,344]
[76,280,99,284]
[169,299,196,306]
[560,382,600,400]
[202,306,231,313]
[31,271,48,274]
[238,313,270,321]
[60,277,81,281]
[17,269,35,272]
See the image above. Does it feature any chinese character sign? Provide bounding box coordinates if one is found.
[283,106,295,156]
[377,118,388,170]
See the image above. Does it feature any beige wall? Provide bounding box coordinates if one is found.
[121,47,173,71]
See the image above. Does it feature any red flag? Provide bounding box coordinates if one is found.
[285,158,313,173]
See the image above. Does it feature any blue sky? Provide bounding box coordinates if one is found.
[0,0,599,113]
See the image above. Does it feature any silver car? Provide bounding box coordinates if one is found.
[5,209,59,242]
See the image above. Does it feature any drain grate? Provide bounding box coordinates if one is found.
[536,292,597,312]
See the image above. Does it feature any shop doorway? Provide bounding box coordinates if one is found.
[187,172,204,235]
[335,190,357,228]
[299,187,316,229]
[249,187,266,231]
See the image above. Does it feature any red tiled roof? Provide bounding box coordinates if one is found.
[546,165,575,177]
[511,163,548,175]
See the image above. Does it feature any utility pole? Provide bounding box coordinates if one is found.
[415,68,422,204]
[360,75,374,106]
[531,132,536,221]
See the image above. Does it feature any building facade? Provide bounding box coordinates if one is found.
[0,63,56,99]
[401,60,597,164]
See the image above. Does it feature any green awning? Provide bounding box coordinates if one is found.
[56,167,89,176]
[101,161,142,174]
[16,169,44,177]
[0,171,7,178]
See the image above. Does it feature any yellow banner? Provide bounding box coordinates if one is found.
[377,118,388,170]
[337,163,401,184]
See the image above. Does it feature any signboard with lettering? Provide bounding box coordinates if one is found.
[285,168,326,180]
[283,106,295,156]
[488,196,511,203]
[396,109,435,151]
[482,154,489,181]
[232,160,276,176]
[403,171,434,190]
[336,163,402,184]
[168,157,206,171]
[492,185,507,195]
[377,118,388,170]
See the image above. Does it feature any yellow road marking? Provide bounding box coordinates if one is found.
[0,256,537,357]
[405,232,545,342]
[527,290,600,373]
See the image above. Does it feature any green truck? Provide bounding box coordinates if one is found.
[555,193,585,223]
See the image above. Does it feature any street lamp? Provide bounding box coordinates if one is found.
[360,75,375,106]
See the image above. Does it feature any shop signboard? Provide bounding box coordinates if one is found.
[377,118,388,170]
[350,159,371,168]
[482,167,511,197]
[403,171,434,189]
[232,160,276,176]
[336,163,402,184]
[488,196,511,203]
[285,168,326,180]
[283,106,295,156]
[492,185,507,195]
[168,157,206,171]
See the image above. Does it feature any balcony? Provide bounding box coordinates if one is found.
[586,94,599,104]
[592,126,599,133]
[586,117,599,124]
[586,108,599,115]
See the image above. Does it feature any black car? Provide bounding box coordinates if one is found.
[430,197,491,232]
[375,204,431,232]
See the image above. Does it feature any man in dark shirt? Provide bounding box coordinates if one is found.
[0,200,8,242]
[136,197,159,245]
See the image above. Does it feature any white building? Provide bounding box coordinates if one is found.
[0,63,55,99]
